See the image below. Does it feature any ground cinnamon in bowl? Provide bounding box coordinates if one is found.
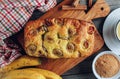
[95,54,120,78]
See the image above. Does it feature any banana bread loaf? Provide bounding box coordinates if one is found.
[24,18,95,58]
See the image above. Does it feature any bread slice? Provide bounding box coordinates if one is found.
[24,18,95,58]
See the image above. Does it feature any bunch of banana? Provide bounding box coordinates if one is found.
[1,68,62,79]
[1,69,46,79]
[0,55,62,79]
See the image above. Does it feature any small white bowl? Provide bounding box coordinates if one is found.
[92,51,120,79]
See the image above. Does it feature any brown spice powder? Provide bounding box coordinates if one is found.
[95,54,120,78]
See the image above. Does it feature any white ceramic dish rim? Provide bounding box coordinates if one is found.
[103,8,120,55]
[92,51,120,79]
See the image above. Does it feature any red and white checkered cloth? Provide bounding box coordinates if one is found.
[0,0,56,68]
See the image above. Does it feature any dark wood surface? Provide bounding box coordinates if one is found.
[16,0,120,79]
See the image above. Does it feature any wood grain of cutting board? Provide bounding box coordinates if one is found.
[18,0,110,75]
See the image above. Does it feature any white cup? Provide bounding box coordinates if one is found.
[115,21,120,41]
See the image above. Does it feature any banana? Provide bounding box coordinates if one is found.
[0,56,62,79]
[1,69,46,79]
[26,68,62,79]
[0,55,41,74]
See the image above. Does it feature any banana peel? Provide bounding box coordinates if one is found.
[1,69,46,79]
[0,55,41,74]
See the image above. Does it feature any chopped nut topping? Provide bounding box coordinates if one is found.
[53,49,63,57]
[88,26,95,35]
[83,40,89,49]
[27,44,37,54]
[67,42,75,52]
[68,28,76,37]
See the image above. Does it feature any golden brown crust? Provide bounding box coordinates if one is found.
[24,18,95,58]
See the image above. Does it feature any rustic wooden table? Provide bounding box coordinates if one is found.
[25,0,120,79]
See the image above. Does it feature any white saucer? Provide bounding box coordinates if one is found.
[103,8,120,56]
